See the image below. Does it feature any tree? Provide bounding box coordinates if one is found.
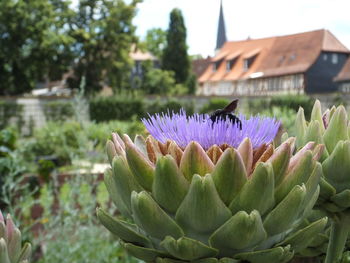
[0,0,74,95]
[162,8,191,86]
[144,28,166,59]
[67,0,141,94]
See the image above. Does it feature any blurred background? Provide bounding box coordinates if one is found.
[0,0,349,262]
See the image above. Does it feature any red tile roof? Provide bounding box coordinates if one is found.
[192,57,212,78]
[335,57,350,82]
[199,29,349,83]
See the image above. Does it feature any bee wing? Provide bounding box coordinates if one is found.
[223,99,239,112]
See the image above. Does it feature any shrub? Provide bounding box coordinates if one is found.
[146,99,194,115]
[43,101,74,122]
[199,98,230,114]
[247,95,314,118]
[0,101,23,130]
[89,96,145,122]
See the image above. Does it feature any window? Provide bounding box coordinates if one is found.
[226,61,231,71]
[226,59,236,72]
[212,63,217,72]
[323,54,328,61]
[332,54,338,64]
[243,59,249,71]
[243,56,256,71]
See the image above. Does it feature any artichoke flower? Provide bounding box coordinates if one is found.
[98,111,327,263]
[0,211,31,263]
[294,101,350,263]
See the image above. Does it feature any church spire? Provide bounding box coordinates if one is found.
[215,0,227,51]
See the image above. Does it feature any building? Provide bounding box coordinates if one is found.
[197,2,350,96]
[335,57,350,92]
[130,45,158,88]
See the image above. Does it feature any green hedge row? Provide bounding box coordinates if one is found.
[247,95,315,118]
[89,96,194,122]
[0,101,23,130]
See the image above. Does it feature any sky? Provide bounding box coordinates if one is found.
[133,0,350,57]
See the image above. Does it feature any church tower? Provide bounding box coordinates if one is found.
[215,0,227,52]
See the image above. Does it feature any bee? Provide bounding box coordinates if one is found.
[209,99,242,129]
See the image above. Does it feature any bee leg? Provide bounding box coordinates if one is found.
[237,119,242,130]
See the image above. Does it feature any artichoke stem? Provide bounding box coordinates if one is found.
[325,213,350,263]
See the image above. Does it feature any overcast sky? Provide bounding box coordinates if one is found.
[133,0,350,57]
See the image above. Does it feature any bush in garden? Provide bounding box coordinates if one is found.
[42,101,74,122]
[89,96,145,122]
[199,98,230,114]
[247,95,314,118]
[0,101,23,131]
[146,99,194,116]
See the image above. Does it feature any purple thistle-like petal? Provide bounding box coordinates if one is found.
[142,110,280,150]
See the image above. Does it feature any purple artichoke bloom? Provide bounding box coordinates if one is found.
[142,110,280,150]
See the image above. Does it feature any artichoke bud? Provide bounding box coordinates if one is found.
[0,211,31,263]
[100,135,326,263]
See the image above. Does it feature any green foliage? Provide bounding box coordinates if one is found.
[67,0,141,93]
[22,121,83,165]
[0,101,23,130]
[144,28,167,59]
[43,101,74,122]
[199,98,230,114]
[260,106,297,136]
[162,8,191,87]
[146,99,194,115]
[90,95,196,122]
[90,96,145,122]
[0,128,17,157]
[142,67,177,95]
[248,95,315,118]
[0,0,74,95]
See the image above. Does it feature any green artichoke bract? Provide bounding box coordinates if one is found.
[98,131,327,263]
[294,100,350,263]
[0,211,31,263]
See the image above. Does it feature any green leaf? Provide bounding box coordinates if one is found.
[319,177,336,201]
[112,156,143,212]
[278,217,327,253]
[263,185,306,236]
[209,210,267,254]
[237,138,253,175]
[229,162,275,217]
[131,191,184,240]
[134,135,148,158]
[104,168,131,218]
[180,142,214,180]
[275,150,314,203]
[7,227,21,263]
[106,140,117,164]
[322,140,350,192]
[303,163,322,206]
[17,242,31,263]
[331,190,350,208]
[234,245,294,263]
[295,107,307,148]
[160,236,218,260]
[310,100,325,133]
[323,106,349,153]
[125,139,155,191]
[211,148,247,206]
[155,258,187,263]
[175,174,231,237]
[96,208,151,247]
[0,238,10,263]
[268,142,291,187]
[305,120,324,145]
[153,155,189,214]
[124,242,168,262]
